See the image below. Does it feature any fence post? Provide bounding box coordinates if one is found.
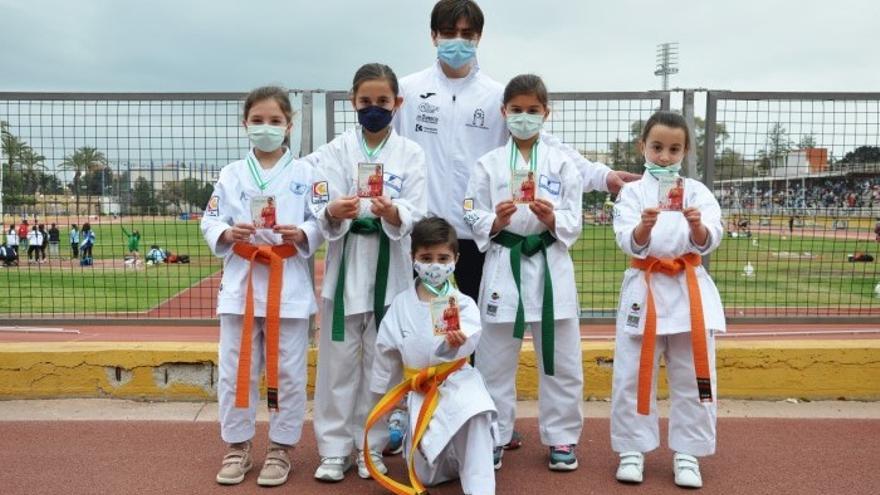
[300,90,313,156]
[682,89,699,180]
[702,91,720,272]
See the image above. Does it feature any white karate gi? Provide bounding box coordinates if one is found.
[372,285,498,495]
[610,173,725,456]
[304,127,427,456]
[200,148,324,445]
[465,137,588,446]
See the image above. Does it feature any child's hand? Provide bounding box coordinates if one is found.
[327,196,359,220]
[529,198,556,230]
[444,329,467,348]
[222,223,256,244]
[683,207,702,229]
[273,225,305,246]
[640,207,661,230]
[491,200,517,234]
[370,196,401,225]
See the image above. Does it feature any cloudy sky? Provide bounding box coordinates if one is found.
[2,0,878,93]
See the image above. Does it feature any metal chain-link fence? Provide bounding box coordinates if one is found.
[1,89,877,322]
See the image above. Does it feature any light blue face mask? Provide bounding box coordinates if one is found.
[643,157,682,177]
[506,113,545,140]
[247,124,286,153]
[437,38,477,70]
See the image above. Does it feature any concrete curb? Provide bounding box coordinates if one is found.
[1,340,878,401]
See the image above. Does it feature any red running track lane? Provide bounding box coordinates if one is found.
[0,418,877,495]
[1,322,879,343]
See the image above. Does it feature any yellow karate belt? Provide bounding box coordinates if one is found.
[363,358,468,495]
[232,242,297,411]
[630,253,713,416]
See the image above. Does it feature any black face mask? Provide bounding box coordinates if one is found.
[357,106,393,133]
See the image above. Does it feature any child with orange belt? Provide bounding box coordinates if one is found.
[610,110,726,489]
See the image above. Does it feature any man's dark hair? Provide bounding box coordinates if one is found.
[411,217,459,255]
[430,0,485,35]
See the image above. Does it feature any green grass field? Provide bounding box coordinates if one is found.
[1,218,878,316]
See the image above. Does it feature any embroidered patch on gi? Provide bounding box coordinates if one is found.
[311,181,329,204]
[539,174,561,195]
[205,195,220,217]
[291,181,308,195]
[486,303,498,317]
[463,211,480,226]
[240,191,249,203]
[626,302,641,327]
[384,172,403,193]
[463,198,474,211]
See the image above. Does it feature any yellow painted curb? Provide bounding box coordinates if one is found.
[0,340,878,401]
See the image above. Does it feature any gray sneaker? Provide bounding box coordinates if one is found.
[314,455,353,482]
[257,446,291,486]
[215,441,253,485]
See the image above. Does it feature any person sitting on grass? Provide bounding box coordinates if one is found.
[146,244,166,265]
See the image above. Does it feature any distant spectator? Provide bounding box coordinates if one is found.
[6,224,18,257]
[80,223,96,262]
[874,218,880,243]
[0,243,17,267]
[38,224,48,262]
[122,227,142,262]
[17,220,29,251]
[48,223,60,259]
[69,224,80,259]
[27,225,43,264]
[145,244,166,264]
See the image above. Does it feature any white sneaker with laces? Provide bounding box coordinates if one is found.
[357,449,388,479]
[314,455,352,482]
[616,451,644,483]
[673,452,703,488]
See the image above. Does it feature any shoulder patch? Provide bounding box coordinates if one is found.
[311,181,329,204]
[205,195,220,217]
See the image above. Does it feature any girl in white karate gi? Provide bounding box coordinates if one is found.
[200,86,324,487]
[610,110,725,489]
[366,217,497,495]
[465,74,586,472]
[306,63,427,482]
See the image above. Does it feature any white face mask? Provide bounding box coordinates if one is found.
[413,261,456,288]
[506,113,545,140]
[247,124,286,152]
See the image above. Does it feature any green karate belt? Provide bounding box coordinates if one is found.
[332,217,389,341]
[491,230,557,375]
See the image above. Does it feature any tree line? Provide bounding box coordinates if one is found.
[1,121,213,215]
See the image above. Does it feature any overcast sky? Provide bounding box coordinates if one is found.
[2,0,878,93]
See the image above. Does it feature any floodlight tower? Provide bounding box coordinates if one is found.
[655,42,679,90]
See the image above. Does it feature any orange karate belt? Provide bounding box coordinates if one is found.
[363,358,468,495]
[232,242,297,411]
[630,253,713,416]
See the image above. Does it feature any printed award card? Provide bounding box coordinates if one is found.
[430,295,461,336]
[511,169,536,204]
[357,162,384,198]
[658,175,685,211]
[251,195,277,229]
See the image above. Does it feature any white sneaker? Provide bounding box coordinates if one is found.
[314,455,352,482]
[357,449,388,479]
[616,451,644,483]
[673,453,703,488]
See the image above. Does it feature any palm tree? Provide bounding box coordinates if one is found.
[18,146,47,195]
[60,146,107,214]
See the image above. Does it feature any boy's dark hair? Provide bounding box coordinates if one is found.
[411,217,459,255]
[503,74,549,107]
[352,63,400,98]
[430,0,484,35]
[640,110,691,150]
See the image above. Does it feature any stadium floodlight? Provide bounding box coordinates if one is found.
[655,42,679,90]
